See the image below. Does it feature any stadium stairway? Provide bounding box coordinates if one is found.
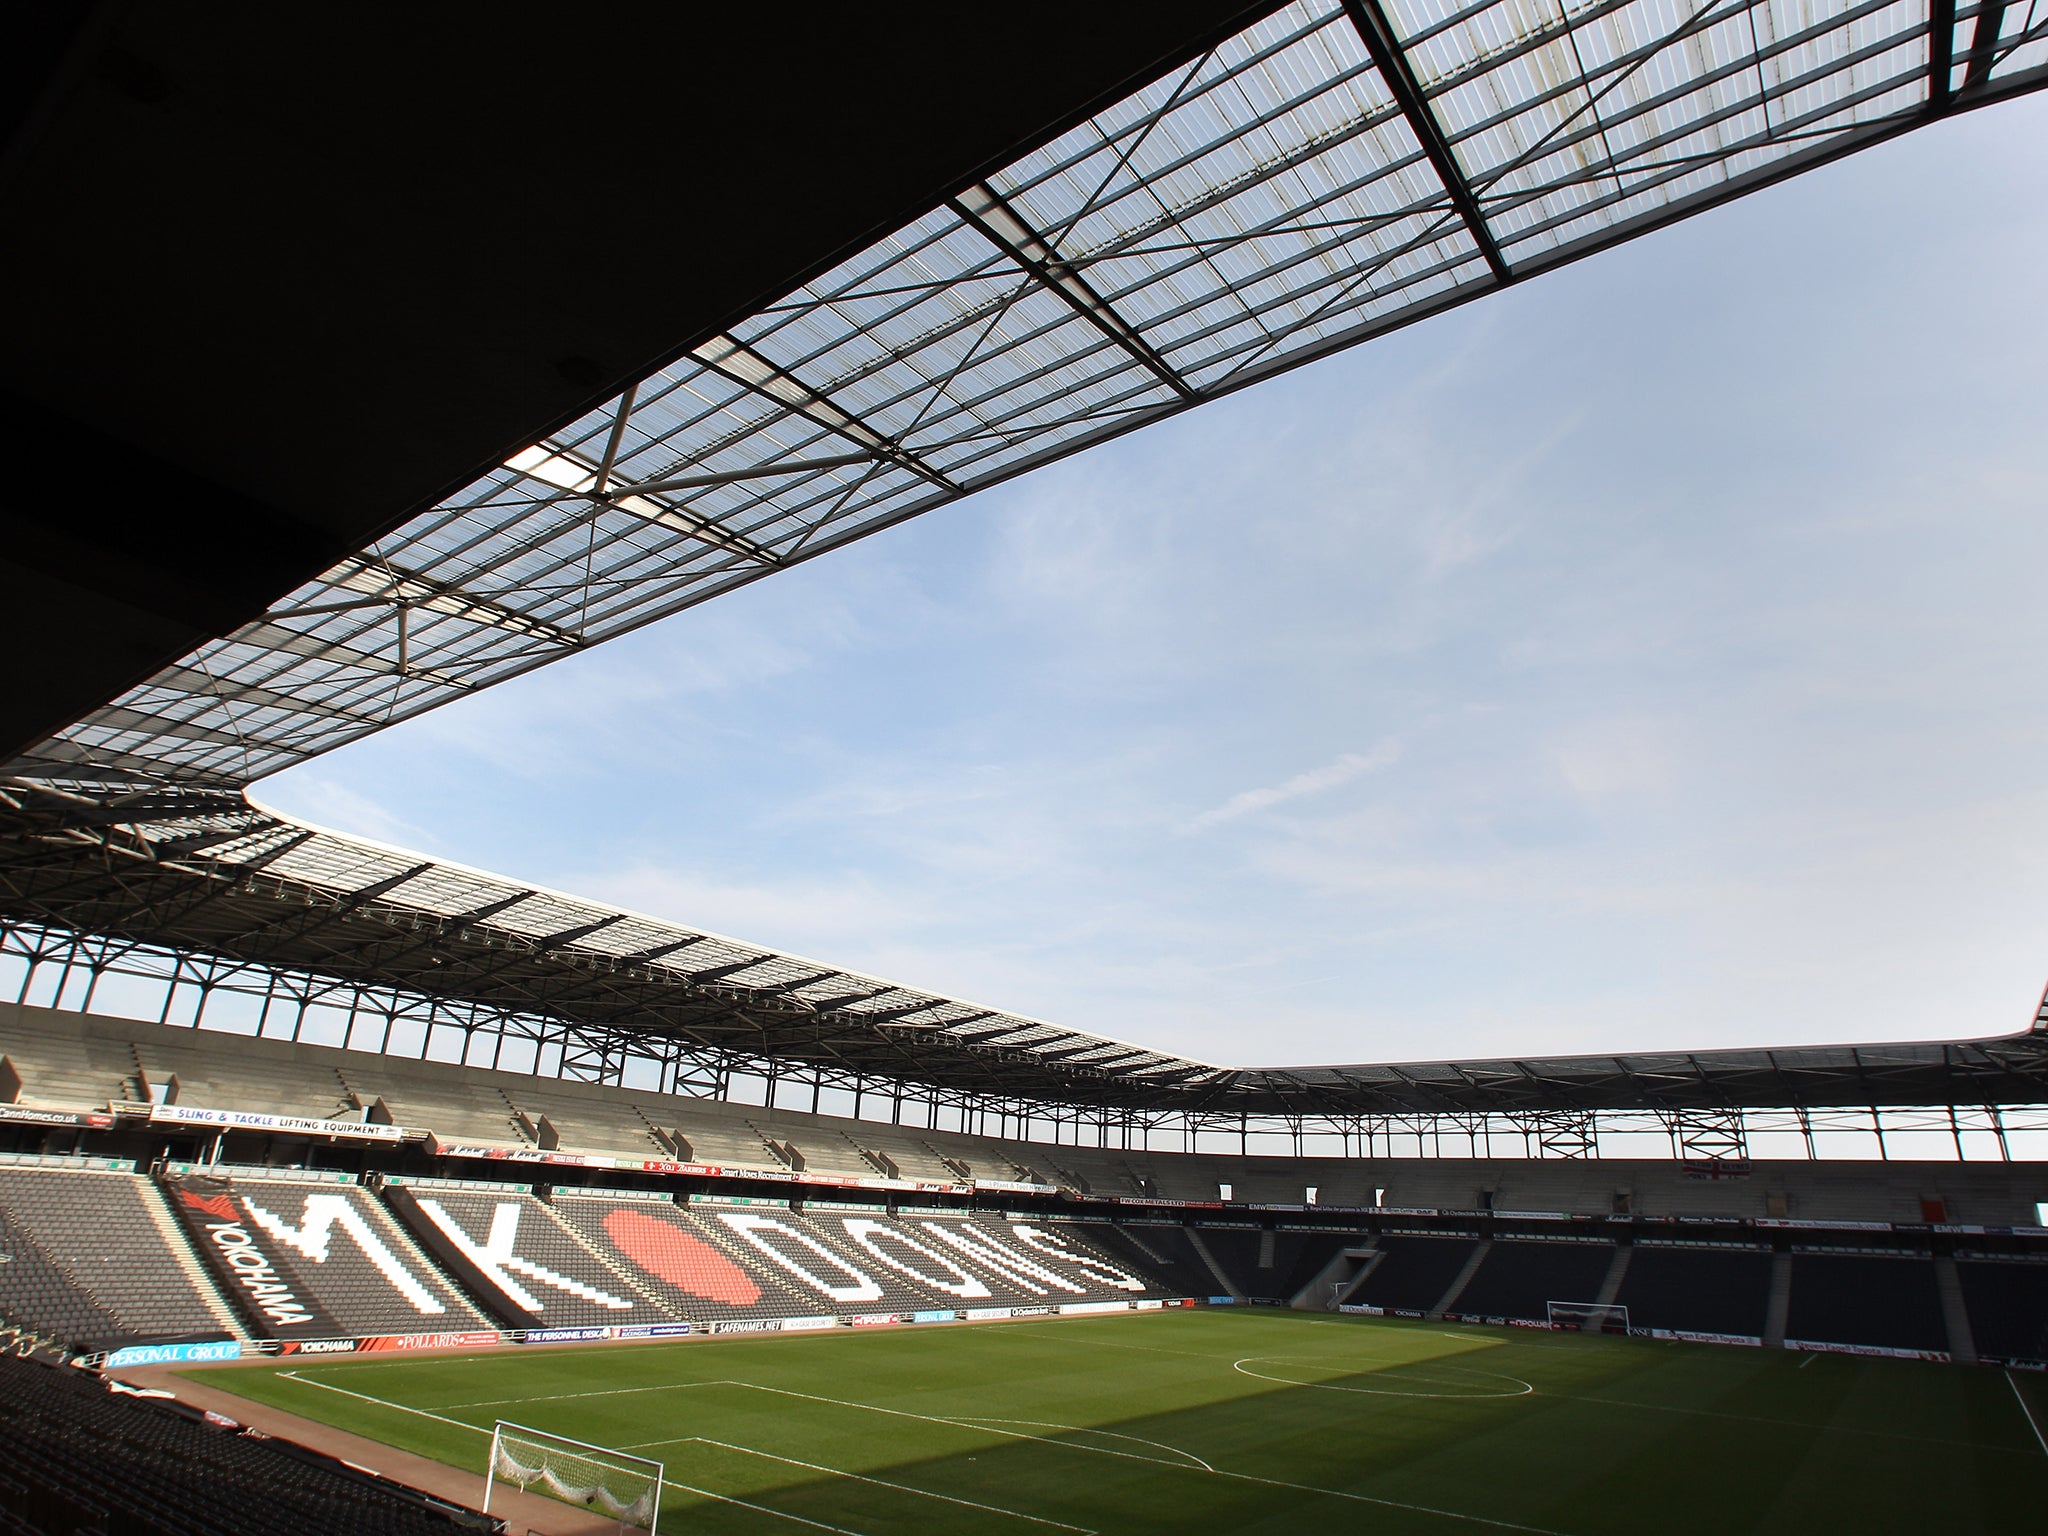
[160,1168,490,1339]
[1592,1243,1634,1311]
[1290,1242,1377,1309]
[1786,1252,1949,1356]
[1430,1240,1492,1319]
[381,1179,680,1330]
[137,1174,249,1342]
[0,1163,231,1349]
[1933,1254,1980,1364]
[1615,1242,1774,1340]
[1764,1251,1794,1347]
[1446,1240,1618,1324]
[1182,1227,1244,1300]
[1956,1257,2048,1364]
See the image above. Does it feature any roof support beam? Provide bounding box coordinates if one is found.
[608,452,879,497]
[1341,0,1512,284]
[950,182,1197,401]
[1962,0,2008,91]
[691,335,958,494]
[1929,0,1959,109]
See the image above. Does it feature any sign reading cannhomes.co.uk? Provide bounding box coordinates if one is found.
[0,1104,115,1129]
[149,1105,412,1142]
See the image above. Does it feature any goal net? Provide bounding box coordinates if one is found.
[486,1420,664,1533]
[1546,1300,1630,1335]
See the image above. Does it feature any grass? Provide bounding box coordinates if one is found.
[189,1310,2048,1534]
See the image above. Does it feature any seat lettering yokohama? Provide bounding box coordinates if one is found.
[200,1219,316,1328]
[243,1195,446,1314]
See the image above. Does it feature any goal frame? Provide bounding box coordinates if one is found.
[485,1418,665,1534]
[1545,1300,1630,1335]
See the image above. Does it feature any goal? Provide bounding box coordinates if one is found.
[485,1420,665,1533]
[1545,1300,1630,1335]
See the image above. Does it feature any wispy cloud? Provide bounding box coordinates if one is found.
[1186,745,1400,831]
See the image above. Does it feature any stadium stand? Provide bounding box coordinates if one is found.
[0,1165,231,1348]
[381,1180,677,1329]
[552,1190,806,1322]
[1087,1223,1221,1298]
[1350,1236,1481,1314]
[0,1001,2038,1364]
[0,1353,481,1535]
[1444,1239,1621,1323]
[161,1170,488,1339]
[1265,1229,1372,1302]
[1955,1258,2048,1365]
[0,1202,122,1352]
[1612,1242,1775,1340]
[1785,1253,1951,1355]
[6,1010,2046,1229]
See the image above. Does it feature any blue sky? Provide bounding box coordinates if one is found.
[264,97,2048,1071]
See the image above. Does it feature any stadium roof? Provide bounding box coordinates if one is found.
[5,781,2044,1116]
[11,0,2045,793]
[3,1,2045,1119]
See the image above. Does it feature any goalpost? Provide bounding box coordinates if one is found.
[485,1420,665,1534]
[1546,1300,1630,1335]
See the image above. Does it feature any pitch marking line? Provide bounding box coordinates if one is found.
[276,1370,490,1436]
[281,1370,1564,1531]
[660,1480,870,1535]
[1234,1356,1534,1400]
[2009,1371,2048,1458]
[659,1437,1096,1532]
[945,1417,1213,1472]
[1797,1352,1820,1370]
[725,1380,1571,1534]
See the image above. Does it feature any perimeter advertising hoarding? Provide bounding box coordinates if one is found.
[912,1310,958,1324]
[1059,1301,1130,1316]
[103,1339,242,1368]
[782,1316,838,1331]
[358,1331,504,1351]
[1785,1339,1950,1362]
[274,1338,363,1356]
[712,1317,786,1334]
[0,1105,114,1129]
[849,1313,903,1327]
[151,1105,410,1142]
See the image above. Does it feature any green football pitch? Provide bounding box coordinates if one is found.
[192,1310,2048,1535]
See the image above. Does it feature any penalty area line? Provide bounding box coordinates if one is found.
[275,1371,489,1436]
[721,1380,1571,1534]
[659,1478,872,1536]
[641,1437,1094,1532]
[2010,1371,2048,1458]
